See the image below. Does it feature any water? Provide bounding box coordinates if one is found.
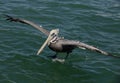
[0,0,120,83]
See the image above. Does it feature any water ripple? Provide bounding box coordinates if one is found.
[0,0,120,83]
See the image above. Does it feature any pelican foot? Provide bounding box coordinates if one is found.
[47,55,57,59]
[52,58,65,63]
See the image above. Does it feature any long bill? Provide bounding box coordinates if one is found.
[37,28,59,55]
[37,35,52,55]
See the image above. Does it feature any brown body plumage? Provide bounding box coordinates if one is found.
[5,15,119,61]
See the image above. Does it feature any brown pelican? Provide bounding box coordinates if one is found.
[5,15,119,62]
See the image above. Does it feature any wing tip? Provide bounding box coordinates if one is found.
[4,14,27,24]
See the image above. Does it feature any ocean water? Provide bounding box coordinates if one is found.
[0,0,120,83]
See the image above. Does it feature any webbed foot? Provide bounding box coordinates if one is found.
[52,58,65,63]
[47,55,57,59]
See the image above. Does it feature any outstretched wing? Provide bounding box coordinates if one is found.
[5,15,49,36]
[77,41,110,55]
[62,39,117,57]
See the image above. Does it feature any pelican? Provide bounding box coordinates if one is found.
[5,15,119,62]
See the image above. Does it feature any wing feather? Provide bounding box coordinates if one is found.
[5,15,49,36]
[62,39,114,56]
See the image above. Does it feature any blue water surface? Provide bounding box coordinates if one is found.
[0,0,120,83]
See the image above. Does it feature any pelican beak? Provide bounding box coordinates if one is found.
[37,35,52,55]
[37,29,59,55]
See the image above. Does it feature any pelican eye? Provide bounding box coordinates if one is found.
[51,33,56,36]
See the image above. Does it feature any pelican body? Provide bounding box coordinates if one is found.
[5,15,119,62]
[49,40,76,53]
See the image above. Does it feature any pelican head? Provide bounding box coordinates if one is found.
[37,29,59,55]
